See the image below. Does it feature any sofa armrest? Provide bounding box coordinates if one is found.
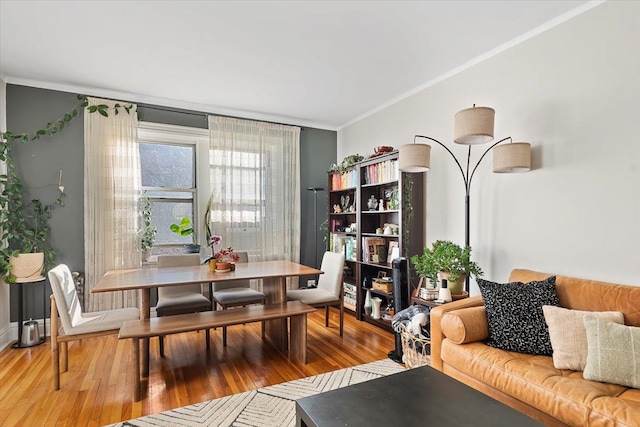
[429,296,485,371]
[441,306,489,344]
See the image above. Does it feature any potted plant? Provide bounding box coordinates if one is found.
[410,240,483,295]
[0,149,65,283]
[205,234,239,272]
[138,193,156,262]
[169,216,200,253]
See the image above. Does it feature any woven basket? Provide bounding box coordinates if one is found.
[9,253,45,282]
[399,323,431,369]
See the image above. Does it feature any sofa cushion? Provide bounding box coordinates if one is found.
[542,305,624,371]
[583,315,640,389]
[440,340,640,426]
[478,276,559,356]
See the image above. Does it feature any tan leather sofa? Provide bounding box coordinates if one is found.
[430,269,640,426]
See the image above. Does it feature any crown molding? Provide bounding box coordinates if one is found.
[3,77,338,132]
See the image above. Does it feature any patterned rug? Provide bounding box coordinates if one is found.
[110,358,417,427]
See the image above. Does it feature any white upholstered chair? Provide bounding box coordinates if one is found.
[211,251,266,346]
[48,264,139,390]
[156,254,212,356]
[287,251,345,336]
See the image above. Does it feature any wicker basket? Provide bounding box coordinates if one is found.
[399,323,431,368]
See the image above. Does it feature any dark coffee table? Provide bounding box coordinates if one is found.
[296,365,543,427]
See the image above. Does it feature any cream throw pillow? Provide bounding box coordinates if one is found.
[583,315,640,389]
[542,306,623,371]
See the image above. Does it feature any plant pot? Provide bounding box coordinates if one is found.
[9,253,45,282]
[216,262,231,271]
[208,259,217,272]
[438,271,466,295]
[184,244,201,254]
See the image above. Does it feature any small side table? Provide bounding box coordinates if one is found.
[11,277,47,348]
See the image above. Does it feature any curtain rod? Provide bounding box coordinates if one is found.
[138,104,305,130]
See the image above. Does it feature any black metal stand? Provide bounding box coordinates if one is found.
[11,277,47,348]
[307,187,324,269]
[414,135,512,292]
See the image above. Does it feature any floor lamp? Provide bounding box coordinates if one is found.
[398,106,532,292]
[307,187,324,269]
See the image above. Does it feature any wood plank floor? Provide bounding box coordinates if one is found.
[0,310,395,426]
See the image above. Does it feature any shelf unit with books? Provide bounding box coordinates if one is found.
[327,151,424,331]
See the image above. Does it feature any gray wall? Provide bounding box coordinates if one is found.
[7,84,337,320]
[299,128,336,274]
[7,86,84,322]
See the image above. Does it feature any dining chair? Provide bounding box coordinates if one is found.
[287,251,346,336]
[48,264,140,390]
[156,254,212,356]
[211,251,266,346]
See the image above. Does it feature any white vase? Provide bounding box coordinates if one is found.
[371,297,382,320]
[364,289,372,316]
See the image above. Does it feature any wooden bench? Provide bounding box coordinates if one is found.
[119,300,316,401]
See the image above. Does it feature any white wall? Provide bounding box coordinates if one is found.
[0,77,10,350]
[338,1,640,294]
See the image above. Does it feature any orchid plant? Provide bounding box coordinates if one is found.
[209,235,240,263]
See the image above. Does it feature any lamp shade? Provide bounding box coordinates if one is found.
[454,106,495,145]
[493,142,531,173]
[398,143,431,172]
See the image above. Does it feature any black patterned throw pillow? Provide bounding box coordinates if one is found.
[477,276,559,356]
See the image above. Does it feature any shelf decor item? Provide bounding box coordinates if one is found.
[364,289,373,316]
[398,105,531,292]
[410,240,483,295]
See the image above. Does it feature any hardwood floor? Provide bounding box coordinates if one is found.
[0,310,395,426]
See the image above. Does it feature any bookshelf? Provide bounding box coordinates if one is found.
[328,151,424,331]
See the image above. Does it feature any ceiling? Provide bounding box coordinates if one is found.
[1,1,597,130]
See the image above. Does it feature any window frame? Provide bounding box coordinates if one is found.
[138,122,210,248]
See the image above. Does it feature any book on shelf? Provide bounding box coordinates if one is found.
[363,159,398,185]
[331,169,358,190]
[332,234,356,261]
[362,237,388,264]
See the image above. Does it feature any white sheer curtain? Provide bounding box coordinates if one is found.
[208,116,301,289]
[84,97,141,311]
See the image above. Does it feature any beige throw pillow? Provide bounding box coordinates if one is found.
[542,305,624,371]
[583,315,640,389]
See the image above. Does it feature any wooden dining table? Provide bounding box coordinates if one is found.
[93,260,322,376]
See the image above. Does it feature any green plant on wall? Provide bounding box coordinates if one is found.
[139,193,156,254]
[402,174,414,257]
[0,95,134,282]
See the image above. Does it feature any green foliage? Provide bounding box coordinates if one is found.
[0,150,65,282]
[0,95,134,282]
[139,194,156,252]
[170,217,195,238]
[410,240,483,286]
[328,153,364,173]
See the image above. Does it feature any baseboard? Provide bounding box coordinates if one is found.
[0,318,50,351]
[0,324,11,352]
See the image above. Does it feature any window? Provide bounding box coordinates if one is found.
[209,148,267,227]
[138,122,208,251]
[140,142,195,245]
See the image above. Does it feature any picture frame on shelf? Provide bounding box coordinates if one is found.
[387,241,399,263]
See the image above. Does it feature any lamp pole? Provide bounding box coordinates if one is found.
[414,135,512,292]
[307,187,324,269]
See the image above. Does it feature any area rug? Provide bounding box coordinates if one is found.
[110,358,418,427]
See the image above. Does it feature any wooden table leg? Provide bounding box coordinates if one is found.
[139,289,150,377]
[133,337,140,402]
[290,314,307,364]
[263,276,288,350]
